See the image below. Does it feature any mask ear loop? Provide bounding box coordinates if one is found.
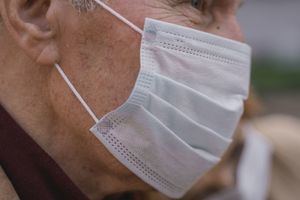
[54,1,143,123]
[93,0,143,35]
[55,63,99,123]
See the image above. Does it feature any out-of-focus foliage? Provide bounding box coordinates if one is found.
[252,59,300,93]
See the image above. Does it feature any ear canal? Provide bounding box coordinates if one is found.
[20,0,51,32]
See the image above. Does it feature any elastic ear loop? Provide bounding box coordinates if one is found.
[54,1,143,123]
[55,63,99,123]
[93,0,143,35]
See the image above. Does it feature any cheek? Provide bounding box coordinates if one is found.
[209,15,245,42]
[51,8,141,131]
[48,68,94,132]
[48,67,150,188]
[49,12,105,130]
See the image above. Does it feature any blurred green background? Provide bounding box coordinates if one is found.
[252,59,300,92]
[252,59,300,117]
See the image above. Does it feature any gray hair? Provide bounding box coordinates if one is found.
[70,0,97,12]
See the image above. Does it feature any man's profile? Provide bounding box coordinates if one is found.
[1,1,299,200]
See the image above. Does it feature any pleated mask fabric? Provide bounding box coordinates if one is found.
[54,1,252,198]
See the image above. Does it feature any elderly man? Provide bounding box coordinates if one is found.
[2,0,296,200]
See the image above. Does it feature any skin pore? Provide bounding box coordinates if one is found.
[0,0,245,199]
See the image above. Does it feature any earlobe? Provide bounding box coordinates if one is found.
[36,41,60,65]
[0,0,59,65]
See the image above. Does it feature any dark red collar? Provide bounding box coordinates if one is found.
[0,105,89,200]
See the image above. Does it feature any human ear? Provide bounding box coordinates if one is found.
[0,0,59,65]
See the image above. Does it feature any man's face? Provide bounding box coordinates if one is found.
[0,0,245,197]
[50,0,244,133]
[46,0,245,194]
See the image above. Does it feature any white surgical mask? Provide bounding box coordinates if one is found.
[55,1,251,198]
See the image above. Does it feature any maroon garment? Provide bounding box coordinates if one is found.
[0,105,89,200]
